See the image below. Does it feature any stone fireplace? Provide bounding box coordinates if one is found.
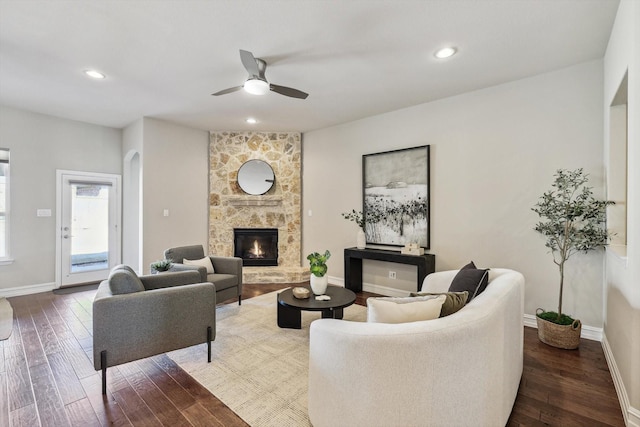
[208,131,306,283]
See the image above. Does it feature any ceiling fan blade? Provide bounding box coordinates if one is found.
[269,84,309,99]
[211,86,243,96]
[239,49,260,77]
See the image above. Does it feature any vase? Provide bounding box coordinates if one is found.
[310,274,328,295]
[356,228,366,249]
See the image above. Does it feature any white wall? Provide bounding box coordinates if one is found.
[122,119,143,272]
[303,60,606,328]
[0,106,121,292]
[140,117,209,273]
[603,0,640,422]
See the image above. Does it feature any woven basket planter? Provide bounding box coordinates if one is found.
[535,308,581,350]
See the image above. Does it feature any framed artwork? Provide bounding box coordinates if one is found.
[362,145,430,248]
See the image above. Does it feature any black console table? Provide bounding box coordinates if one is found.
[344,247,436,292]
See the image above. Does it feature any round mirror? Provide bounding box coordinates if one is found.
[237,159,275,195]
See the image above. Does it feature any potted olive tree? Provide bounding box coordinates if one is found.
[532,168,614,349]
[307,250,331,295]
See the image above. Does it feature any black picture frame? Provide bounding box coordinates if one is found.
[362,145,430,249]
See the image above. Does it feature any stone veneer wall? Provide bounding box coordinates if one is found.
[209,131,306,284]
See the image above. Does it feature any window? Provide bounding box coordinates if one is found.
[0,149,8,260]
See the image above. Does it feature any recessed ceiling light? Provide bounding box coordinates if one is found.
[246,118,258,124]
[434,47,457,59]
[84,69,106,79]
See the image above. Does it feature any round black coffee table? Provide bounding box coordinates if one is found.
[277,285,357,329]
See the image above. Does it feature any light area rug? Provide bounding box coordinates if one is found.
[0,297,13,340]
[168,289,367,427]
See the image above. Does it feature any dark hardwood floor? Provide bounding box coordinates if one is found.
[1,283,625,426]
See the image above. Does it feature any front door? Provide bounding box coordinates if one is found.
[57,170,121,287]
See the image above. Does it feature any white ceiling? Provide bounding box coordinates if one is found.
[0,0,619,133]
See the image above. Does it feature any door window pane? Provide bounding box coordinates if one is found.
[70,183,110,272]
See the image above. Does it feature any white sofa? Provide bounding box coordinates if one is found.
[308,268,524,427]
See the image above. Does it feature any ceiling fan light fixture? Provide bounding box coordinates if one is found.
[84,69,106,79]
[246,117,258,124]
[434,47,457,59]
[244,79,269,95]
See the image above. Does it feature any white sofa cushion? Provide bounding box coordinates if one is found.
[183,256,215,274]
[367,295,446,323]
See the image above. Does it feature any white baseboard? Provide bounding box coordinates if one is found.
[328,275,344,287]
[361,283,411,297]
[602,333,640,427]
[0,282,57,298]
[522,313,602,342]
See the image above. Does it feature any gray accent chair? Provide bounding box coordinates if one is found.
[164,245,243,305]
[93,265,216,395]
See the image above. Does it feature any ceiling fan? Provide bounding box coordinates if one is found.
[212,50,309,99]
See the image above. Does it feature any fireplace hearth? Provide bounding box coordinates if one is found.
[233,228,278,267]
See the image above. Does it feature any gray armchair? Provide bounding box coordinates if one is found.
[164,245,243,305]
[93,265,216,395]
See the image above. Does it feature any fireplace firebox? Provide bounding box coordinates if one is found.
[233,228,278,266]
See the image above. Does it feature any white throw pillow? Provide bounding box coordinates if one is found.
[367,295,446,324]
[183,256,215,274]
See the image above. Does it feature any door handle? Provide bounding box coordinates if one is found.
[63,234,69,239]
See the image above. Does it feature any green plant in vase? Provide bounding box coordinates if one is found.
[341,210,365,229]
[150,259,172,273]
[341,210,367,249]
[307,250,331,295]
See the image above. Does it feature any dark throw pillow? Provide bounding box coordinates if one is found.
[410,291,469,317]
[447,261,489,302]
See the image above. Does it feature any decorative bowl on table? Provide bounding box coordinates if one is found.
[292,287,311,299]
